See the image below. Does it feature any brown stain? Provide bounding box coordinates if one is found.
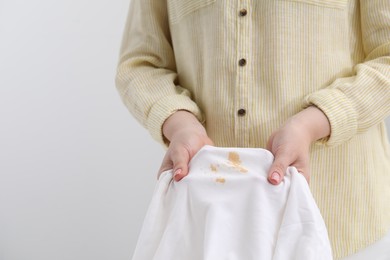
[215,177,226,184]
[228,152,241,165]
[228,152,248,173]
[238,166,248,173]
[210,164,218,172]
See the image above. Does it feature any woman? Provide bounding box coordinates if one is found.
[115,0,390,258]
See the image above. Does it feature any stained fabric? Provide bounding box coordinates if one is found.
[132,146,332,260]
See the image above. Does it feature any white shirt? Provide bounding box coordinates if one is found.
[132,146,332,260]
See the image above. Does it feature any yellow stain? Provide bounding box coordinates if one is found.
[228,152,248,173]
[215,177,226,184]
[228,152,241,165]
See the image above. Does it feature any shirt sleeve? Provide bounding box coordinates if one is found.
[115,0,204,145]
[302,0,390,147]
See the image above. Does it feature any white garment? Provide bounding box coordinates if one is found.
[132,146,333,260]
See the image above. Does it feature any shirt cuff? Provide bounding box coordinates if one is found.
[147,94,205,146]
[303,88,358,147]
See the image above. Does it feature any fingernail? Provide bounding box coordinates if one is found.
[271,172,280,183]
[174,169,182,177]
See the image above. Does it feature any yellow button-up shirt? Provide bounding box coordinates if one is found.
[115,0,390,258]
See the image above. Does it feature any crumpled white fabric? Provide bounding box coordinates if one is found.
[132,146,333,260]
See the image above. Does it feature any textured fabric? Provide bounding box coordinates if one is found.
[132,146,333,260]
[115,0,390,259]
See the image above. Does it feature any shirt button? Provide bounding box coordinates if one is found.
[237,109,246,116]
[239,58,247,66]
[239,9,247,16]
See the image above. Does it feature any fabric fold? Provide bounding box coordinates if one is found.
[131,146,333,260]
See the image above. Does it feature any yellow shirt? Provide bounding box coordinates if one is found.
[115,0,390,259]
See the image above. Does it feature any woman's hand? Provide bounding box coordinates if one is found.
[266,106,331,185]
[158,111,214,181]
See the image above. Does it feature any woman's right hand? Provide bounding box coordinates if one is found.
[158,111,214,181]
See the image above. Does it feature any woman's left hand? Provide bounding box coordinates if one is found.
[266,106,331,185]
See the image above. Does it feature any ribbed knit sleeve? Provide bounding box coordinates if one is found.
[303,0,390,147]
[115,0,204,144]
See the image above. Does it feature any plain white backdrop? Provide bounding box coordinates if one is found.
[0,1,164,259]
[0,1,389,260]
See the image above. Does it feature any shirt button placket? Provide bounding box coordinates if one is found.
[235,1,250,146]
[238,7,248,69]
[238,6,248,114]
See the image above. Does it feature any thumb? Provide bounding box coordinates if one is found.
[267,154,289,185]
[171,148,190,181]
[157,151,174,180]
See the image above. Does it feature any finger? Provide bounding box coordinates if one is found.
[266,132,276,151]
[157,153,174,180]
[305,170,310,184]
[292,156,311,184]
[296,166,311,184]
[170,148,190,181]
[267,153,290,185]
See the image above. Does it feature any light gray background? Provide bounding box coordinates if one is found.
[0,1,164,259]
[0,1,389,260]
